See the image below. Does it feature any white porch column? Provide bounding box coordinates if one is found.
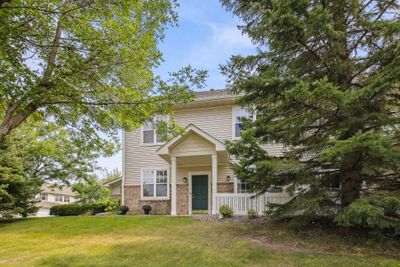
[211,154,218,215]
[171,156,177,215]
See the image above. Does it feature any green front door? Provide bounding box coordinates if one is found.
[192,175,208,211]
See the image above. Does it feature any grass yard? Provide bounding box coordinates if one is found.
[0,216,399,267]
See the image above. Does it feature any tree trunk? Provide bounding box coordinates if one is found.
[0,104,36,144]
[0,19,62,144]
[340,152,363,207]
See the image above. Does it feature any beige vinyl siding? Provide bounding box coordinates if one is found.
[217,164,234,182]
[124,130,169,185]
[176,164,233,184]
[174,105,233,141]
[124,102,285,185]
[262,144,285,157]
[124,104,234,185]
[110,184,121,195]
[171,134,215,157]
[177,166,209,184]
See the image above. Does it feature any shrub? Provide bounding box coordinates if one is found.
[219,204,234,218]
[89,203,108,215]
[335,193,400,236]
[104,199,120,213]
[50,204,87,216]
[142,205,152,214]
[50,202,109,216]
[247,209,257,219]
[119,205,129,215]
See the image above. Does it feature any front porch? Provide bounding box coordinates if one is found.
[157,124,291,216]
[157,124,228,215]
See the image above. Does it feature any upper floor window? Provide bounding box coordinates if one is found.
[142,115,169,144]
[233,107,254,139]
[55,194,63,202]
[41,193,48,201]
[142,169,168,198]
[64,195,70,202]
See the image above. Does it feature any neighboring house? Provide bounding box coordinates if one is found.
[104,178,122,200]
[123,89,291,215]
[35,183,77,217]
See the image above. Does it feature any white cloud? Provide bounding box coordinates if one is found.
[207,23,253,48]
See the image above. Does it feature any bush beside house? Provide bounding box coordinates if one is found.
[50,201,118,216]
[219,205,234,218]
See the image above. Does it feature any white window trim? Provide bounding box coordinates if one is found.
[234,177,251,194]
[232,106,256,140]
[55,194,63,202]
[140,115,170,146]
[140,168,170,200]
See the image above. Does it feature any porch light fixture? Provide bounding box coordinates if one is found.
[226,175,231,182]
[183,177,187,183]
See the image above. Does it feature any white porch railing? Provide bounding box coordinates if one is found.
[215,192,292,215]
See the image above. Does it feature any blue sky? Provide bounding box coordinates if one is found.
[96,0,256,176]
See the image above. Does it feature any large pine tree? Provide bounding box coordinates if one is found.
[221,0,400,228]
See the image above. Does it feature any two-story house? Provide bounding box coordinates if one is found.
[35,183,77,216]
[122,89,288,215]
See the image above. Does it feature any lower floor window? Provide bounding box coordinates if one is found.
[142,169,168,198]
[237,180,250,193]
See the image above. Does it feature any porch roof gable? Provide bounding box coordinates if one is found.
[156,124,226,155]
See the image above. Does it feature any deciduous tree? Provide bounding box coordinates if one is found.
[0,0,206,143]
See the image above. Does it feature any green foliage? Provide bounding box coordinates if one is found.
[219,204,234,218]
[0,118,113,217]
[50,202,113,216]
[0,148,41,217]
[222,0,400,227]
[50,204,88,216]
[119,205,129,215]
[247,209,257,219]
[336,191,400,236]
[73,178,111,204]
[101,168,122,185]
[0,0,207,144]
[142,205,152,212]
[104,199,120,213]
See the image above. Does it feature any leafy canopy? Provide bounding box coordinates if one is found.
[0,0,207,143]
[0,118,115,217]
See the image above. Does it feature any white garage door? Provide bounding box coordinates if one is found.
[36,208,50,217]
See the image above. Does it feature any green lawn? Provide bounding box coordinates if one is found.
[0,216,399,267]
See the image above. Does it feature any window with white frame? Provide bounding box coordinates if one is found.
[55,194,63,202]
[41,193,48,201]
[64,195,70,202]
[236,179,250,194]
[142,169,168,198]
[142,115,169,144]
[233,107,254,139]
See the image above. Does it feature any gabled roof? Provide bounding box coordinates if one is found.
[41,183,75,196]
[104,178,122,187]
[195,89,232,100]
[157,124,226,155]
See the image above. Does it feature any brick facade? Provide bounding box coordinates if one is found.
[124,184,189,215]
[217,182,234,193]
[124,182,233,214]
[177,184,189,215]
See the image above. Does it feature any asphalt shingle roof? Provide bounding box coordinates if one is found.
[195,89,234,100]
